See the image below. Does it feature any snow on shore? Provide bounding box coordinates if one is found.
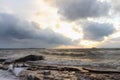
[0,70,20,80]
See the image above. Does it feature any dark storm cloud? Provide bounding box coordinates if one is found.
[0,13,74,48]
[55,0,110,21]
[83,22,115,41]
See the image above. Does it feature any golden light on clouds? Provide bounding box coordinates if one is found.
[27,0,118,48]
[80,40,100,48]
[29,0,82,41]
[31,2,59,29]
[53,22,81,40]
[27,0,116,48]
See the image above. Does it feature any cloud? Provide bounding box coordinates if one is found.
[0,0,54,20]
[98,37,120,48]
[110,0,120,15]
[0,13,75,48]
[82,22,115,41]
[55,0,110,21]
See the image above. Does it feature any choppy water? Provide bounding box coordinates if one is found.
[0,49,120,70]
[42,49,120,70]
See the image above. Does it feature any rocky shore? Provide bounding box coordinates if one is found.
[0,54,120,80]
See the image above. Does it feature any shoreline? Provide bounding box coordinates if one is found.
[0,60,120,80]
[0,49,120,80]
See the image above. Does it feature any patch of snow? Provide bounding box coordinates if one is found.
[8,64,26,76]
[13,68,25,76]
[8,64,14,71]
[0,70,19,80]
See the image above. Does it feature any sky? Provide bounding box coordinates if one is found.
[0,0,120,48]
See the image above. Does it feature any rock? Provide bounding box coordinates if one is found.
[16,63,30,67]
[15,55,44,62]
[4,59,13,64]
[0,59,6,62]
[43,76,54,80]
[0,64,4,69]
[0,64,3,67]
[43,70,51,75]
[82,67,120,74]
[26,73,40,80]
[60,67,81,72]
[4,55,44,64]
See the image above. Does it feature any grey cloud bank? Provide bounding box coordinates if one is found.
[0,13,74,48]
[56,0,110,21]
[54,0,116,42]
[82,22,115,41]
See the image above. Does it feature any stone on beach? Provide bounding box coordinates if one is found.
[4,55,44,64]
[15,55,44,62]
